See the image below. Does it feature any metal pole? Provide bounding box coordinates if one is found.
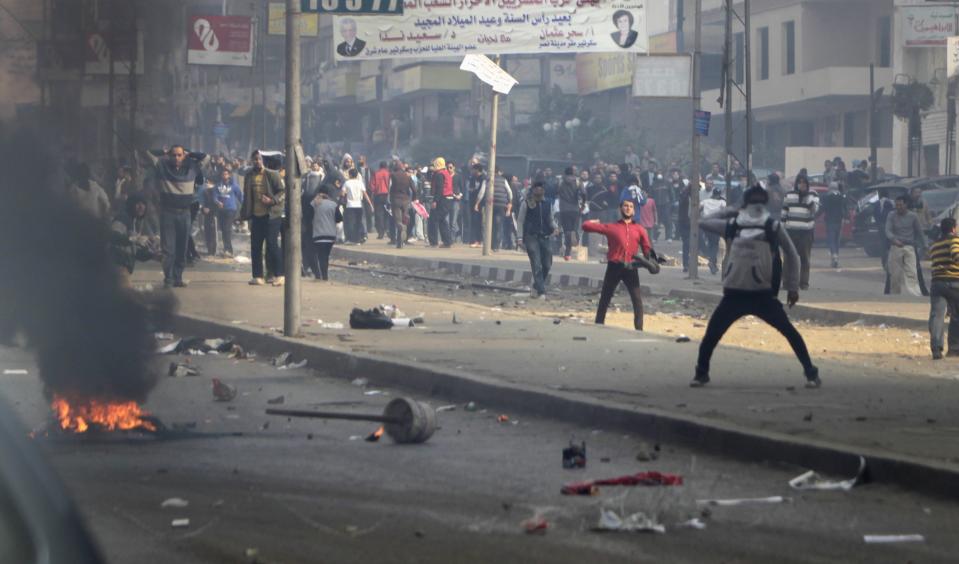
[261,2,268,148]
[129,3,138,184]
[744,0,753,179]
[482,56,500,257]
[724,0,733,182]
[688,0,702,280]
[870,63,879,182]
[108,29,117,163]
[283,0,302,337]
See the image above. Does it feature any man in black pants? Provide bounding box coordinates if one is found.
[582,200,654,330]
[691,185,820,388]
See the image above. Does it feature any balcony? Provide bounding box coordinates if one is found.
[702,66,894,121]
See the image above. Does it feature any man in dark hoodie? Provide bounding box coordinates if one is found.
[517,181,559,299]
[557,166,587,260]
[240,150,286,287]
[110,193,161,274]
[142,146,209,288]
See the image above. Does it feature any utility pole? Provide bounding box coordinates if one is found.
[283,0,302,337]
[724,0,733,181]
[108,27,117,163]
[129,3,139,185]
[688,0,702,280]
[744,0,753,179]
[482,56,500,257]
[870,63,879,181]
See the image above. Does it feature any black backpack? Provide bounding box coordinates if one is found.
[349,308,393,330]
[723,216,783,294]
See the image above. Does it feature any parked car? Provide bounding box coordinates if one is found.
[852,176,959,256]
[920,188,959,241]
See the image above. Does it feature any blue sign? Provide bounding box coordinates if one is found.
[301,0,403,14]
[213,122,229,139]
[694,110,711,136]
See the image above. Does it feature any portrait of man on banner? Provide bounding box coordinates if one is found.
[336,18,366,57]
[611,10,639,49]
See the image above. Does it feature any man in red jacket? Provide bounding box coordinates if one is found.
[583,199,654,330]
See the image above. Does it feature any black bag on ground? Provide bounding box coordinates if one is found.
[349,308,393,330]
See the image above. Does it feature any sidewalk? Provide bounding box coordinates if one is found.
[332,238,932,328]
[135,263,959,497]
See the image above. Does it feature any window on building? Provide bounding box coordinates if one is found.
[844,112,856,147]
[783,21,795,75]
[878,15,892,68]
[735,32,744,84]
[758,27,769,80]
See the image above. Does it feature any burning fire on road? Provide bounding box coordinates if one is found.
[51,394,157,434]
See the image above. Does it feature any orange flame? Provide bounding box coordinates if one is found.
[365,426,385,442]
[51,395,157,433]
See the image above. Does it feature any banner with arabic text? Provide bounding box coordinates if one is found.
[332,0,647,61]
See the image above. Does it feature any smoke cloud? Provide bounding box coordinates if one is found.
[0,123,171,403]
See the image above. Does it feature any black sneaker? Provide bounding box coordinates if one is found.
[689,367,709,388]
[804,366,821,388]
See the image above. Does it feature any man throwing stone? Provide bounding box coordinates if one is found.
[691,185,820,388]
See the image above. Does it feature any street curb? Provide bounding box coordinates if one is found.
[333,246,928,330]
[170,311,959,501]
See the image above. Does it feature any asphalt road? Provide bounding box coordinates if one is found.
[1,344,957,563]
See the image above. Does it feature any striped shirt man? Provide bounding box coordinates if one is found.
[929,235,959,281]
[782,189,820,231]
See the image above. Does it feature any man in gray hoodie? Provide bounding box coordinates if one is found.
[691,185,820,388]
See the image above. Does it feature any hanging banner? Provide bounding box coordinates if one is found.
[187,15,254,67]
[332,1,648,61]
[949,36,959,78]
[576,52,634,95]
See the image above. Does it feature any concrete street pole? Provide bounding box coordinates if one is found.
[482,56,500,257]
[688,0,702,280]
[744,0,753,178]
[870,63,879,181]
[283,0,302,337]
[724,0,733,182]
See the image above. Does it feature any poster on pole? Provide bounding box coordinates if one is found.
[269,3,319,36]
[187,15,254,67]
[332,1,648,61]
[460,54,518,94]
[632,55,690,98]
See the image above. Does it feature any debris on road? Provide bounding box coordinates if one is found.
[363,390,383,396]
[168,362,200,378]
[635,443,660,462]
[277,359,308,370]
[464,401,478,412]
[154,332,175,340]
[696,496,788,507]
[2,369,28,375]
[318,321,345,329]
[228,345,248,359]
[593,509,665,534]
[562,472,683,495]
[497,414,510,423]
[349,307,394,329]
[171,518,190,528]
[212,378,237,402]
[365,426,385,442]
[562,441,587,469]
[161,498,189,508]
[272,352,292,367]
[392,318,415,328]
[520,517,549,535]
[266,395,285,405]
[789,456,866,491]
[573,336,588,341]
[863,534,925,544]
[677,518,707,530]
[351,377,369,387]
[675,335,691,343]
[436,405,457,412]
[452,313,460,324]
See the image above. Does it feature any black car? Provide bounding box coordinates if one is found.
[852,176,959,257]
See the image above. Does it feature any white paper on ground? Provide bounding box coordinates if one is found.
[696,496,787,507]
[171,518,190,528]
[863,534,924,544]
[593,509,665,534]
[3,369,28,375]
[789,456,866,491]
[161,498,189,508]
[156,340,180,354]
[277,360,308,371]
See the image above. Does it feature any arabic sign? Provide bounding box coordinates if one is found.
[332,0,648,61]
[302,0,403,14]
[632,55,690,98]
[460,54,519,94]
[950,36,959,78]
[902,5,957,47]
[549,58,578,94]
[187,15,254,67]
[576,52,634,95]
[269,3,319,36]
[694,110,710,137]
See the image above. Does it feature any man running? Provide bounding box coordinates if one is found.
[691,185,820,388]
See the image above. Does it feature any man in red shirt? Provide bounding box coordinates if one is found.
[638,188,658,236]
[583,199,654,330]
[370,161,392,241]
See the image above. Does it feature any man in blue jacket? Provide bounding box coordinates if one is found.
[203,168,243,257]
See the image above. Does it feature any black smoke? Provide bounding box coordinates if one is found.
[0,123,172,404]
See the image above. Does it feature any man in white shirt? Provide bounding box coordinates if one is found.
[699,187,727,274]
[343,168,372,244]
